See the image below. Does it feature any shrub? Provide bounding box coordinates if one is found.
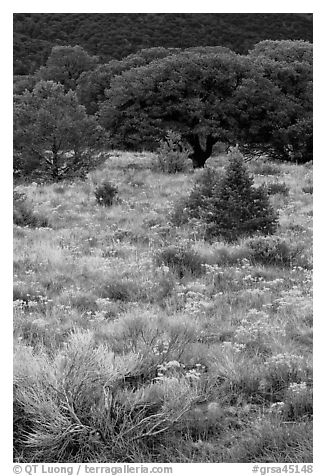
[155,244,204,279]
[94,181,118,206]
[208,151,278,241]
[150,271,176,306]
[172,166,221,227]
[204,244,251,267]
[98,311,200,363]
[224,419,312,463]
[173,149,278,242]
[13,190,49,228]
[266,182,290,196]
[152,131,192,174]
[282,382,313,420]
[98,278,147,302]
[14,332,201,462]
[261,353,311,397]
[246,236,306,267]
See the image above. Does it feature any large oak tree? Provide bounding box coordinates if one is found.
[98,48,285,167]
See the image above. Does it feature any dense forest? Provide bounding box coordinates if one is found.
[13,13,313,74]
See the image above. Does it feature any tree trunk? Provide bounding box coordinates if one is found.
[186,134,218,168]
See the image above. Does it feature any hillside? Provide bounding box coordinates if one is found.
[13,152,313,462]
[13,13,313,74]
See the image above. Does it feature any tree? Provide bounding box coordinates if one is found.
[174,148,278,241]
[98,48,282,168]
[36,45,99,91]
[14,81,104,180]
[13,74,37,95]
[247,40,312,162]
[77,47,181,114]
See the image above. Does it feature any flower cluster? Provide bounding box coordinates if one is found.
[234,309,285,347]
[221,341,246,353]
[269,401,285,414]
[155,361,204,382]
[152,338,170,356]
[287,382,310,395]
[263,353,309,388]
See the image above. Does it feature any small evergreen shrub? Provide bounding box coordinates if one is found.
[152,131,192,174]
[171,167,221,226]
[13,190,49,228]
[94,181,118,206]
[155,244,204,279]
[266,182,290,196]
[246,236,306,267]
[174,149,278,242]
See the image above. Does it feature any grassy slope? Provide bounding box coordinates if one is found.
[13,152,313,463]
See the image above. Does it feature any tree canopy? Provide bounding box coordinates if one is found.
[247,40,313,161]
[98,49,280,166]
[77,47,180,114]
[14,81,103,180]
[36,45,99,91]
[13,13,313,75]
[97,41,312,165]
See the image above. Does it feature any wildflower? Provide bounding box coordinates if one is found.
[269,402,285,413]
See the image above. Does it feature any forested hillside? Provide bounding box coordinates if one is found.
[13,13,313,74]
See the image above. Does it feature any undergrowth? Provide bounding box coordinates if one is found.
[13,150,313,463]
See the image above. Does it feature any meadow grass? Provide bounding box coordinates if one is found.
[13,151,313,463]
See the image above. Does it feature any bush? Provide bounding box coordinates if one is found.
[246,236,306,267]
[171,167,221,226]
[155,244,204,279]
[152,131,192,174]
[266,182,290,196]
[175,149,278,242]
[13,190,49,228]
[261,353,311,397]
[14,331,201,462]
[94,181,118,206]
[98,310,200,362]
[98,278,147,302]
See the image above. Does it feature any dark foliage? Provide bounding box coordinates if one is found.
[14,81,104,181]
[94,182,118,207]
[245,40,313,163]
[174,149,278,242]
[13,13,312,75]
[155,245,204,279]
[266,182,290,196]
